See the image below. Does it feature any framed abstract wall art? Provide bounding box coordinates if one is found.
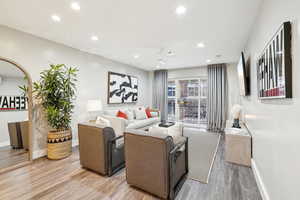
[107,72,138,104]
[257,21,292,99]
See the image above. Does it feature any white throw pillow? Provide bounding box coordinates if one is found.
[125,110,134,120]
[95,116,111,127]
[134,107,147,120]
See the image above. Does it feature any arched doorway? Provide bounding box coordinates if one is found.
[0,57,33,171]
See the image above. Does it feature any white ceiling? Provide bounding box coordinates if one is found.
[0,61,25,78]
[0,0,262,71]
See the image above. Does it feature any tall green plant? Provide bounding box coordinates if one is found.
[34,64,78,131]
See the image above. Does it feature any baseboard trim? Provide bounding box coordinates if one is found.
[0,141,10,147]
[72,139,79,147]
[251,159,270,200]
[32,149,47,159]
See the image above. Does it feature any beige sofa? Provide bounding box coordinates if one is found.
[102,107,160,136]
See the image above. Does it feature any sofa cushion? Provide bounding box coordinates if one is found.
[127,117,160,129]
[104,109,119,116]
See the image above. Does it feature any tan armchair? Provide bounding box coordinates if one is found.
[7,121,29,150]
[78,123,125,176]
[124,129,189,200]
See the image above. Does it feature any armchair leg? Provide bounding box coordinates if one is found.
[108,162,125,177]
[107,137,125,177]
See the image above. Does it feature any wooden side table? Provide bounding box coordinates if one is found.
[225,122,252,167]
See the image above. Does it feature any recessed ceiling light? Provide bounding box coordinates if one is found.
[197,42,205,48]
[51,15,61,22]
[176,6,187,15]
[91,36,99,41]
[156,65,161,69]
[71,2,81,11]
[133,54,140,59]
[206,59,211,63]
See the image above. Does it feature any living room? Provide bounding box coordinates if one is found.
[0,0,299,200]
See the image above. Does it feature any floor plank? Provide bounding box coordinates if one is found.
[0,145,29,169]
[0,134,261,200]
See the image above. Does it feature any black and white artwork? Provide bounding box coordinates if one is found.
[257,21,292,99]
[108,72,138,104]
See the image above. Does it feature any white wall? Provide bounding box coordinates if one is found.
[242,0,300,199]
[0,25,152,158]
[0,77,28,145]
[168,66,208,79]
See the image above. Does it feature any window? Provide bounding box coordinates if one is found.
[168,81,176,121]
[167,78,208,127]
[168,81,176,97]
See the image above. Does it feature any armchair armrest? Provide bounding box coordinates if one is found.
[107,135,125,176]
[169,137,189,200]
[170,140,186,155]
[109,135,124,142]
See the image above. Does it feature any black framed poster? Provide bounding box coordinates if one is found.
[257,21,292,99]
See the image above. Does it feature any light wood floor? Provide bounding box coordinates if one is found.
[0,135,261,200]
[0,146,29,169]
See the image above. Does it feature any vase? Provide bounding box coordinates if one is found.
[47,129,72,159]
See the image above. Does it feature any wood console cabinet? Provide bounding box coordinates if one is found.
[225,121,252,167]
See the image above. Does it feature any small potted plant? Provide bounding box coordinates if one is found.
[34,64,78,159]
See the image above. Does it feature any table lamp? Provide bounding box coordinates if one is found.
[231,104,242,128]
[87,99,110,125]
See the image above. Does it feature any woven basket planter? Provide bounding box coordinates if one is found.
[47,129,72,160]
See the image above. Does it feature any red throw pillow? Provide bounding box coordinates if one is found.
[145,107,152,118]
[117,110,128,119]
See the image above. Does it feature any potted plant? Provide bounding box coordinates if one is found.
[34,64,78,159]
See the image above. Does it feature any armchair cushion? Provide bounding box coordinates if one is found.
[102,115,126,137]
[126,117,160,129]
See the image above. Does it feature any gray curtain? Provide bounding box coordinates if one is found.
[153,70,168,122]
[207,64,228,132]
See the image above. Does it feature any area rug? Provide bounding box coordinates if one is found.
[183,128,220,184]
